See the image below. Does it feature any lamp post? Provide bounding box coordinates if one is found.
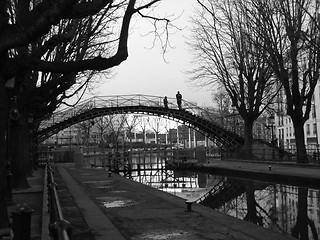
[229,104,239,134]
[266,115,276,145]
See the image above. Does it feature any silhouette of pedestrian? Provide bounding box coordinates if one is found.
[163,96,168,109]
[176,91,182,110]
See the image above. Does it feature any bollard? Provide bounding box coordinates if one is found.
[108,169,112,177]
[11,203,34,240]
[0,228,11,240]
[269,165,272,171]
[185,201,193,212]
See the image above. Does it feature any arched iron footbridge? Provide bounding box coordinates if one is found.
[36,94,244,151]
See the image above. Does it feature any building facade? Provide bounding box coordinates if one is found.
[274,83,320,152]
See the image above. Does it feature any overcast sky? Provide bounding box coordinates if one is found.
[96,0,213,107]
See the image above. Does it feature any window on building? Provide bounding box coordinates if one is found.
[290,127,292,136]
[286,128,288,137]
[306,124,310,135]
[313,123,317,135]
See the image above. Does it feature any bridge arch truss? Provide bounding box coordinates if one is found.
[36,95,244,151]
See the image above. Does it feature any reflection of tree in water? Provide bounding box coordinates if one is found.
[244,181,263,225]
[130,166,319,240]
[217,191,247,219]
[215,181,319,240]
[291,187,318,240]
[217,181,284,231]
[216,180,267,223]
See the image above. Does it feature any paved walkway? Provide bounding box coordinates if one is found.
[56,163,298,240]
[58,167,125,240]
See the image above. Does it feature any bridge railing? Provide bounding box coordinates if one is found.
[38,94,221,131]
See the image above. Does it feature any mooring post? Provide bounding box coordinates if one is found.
[185,201,193,212]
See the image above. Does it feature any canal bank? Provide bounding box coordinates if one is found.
[56,163,296,240]
[182,160,320,189]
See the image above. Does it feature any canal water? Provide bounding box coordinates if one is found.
[119,152,320,240]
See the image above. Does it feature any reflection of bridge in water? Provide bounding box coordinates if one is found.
[117,158,299,234]
[36,94,244,151]
[195,177,246,208]
[87,151,272,222]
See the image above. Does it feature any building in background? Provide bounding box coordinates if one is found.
[274,82,320,153]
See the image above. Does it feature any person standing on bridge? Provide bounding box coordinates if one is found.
[176,91,182,110]
[163,96,168,109]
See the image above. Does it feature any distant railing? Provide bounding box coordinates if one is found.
[223,147,320,166]
[46,164,71,240]
[37,145,320,168]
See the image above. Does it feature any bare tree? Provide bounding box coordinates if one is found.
[147,116,166,145]
[163,119,174,145]
[105,114,128,150]
[94,116,111,151]
[9,13,112,188]
[248,0,320,163]
[76,120,95,153]
[0,0,174,228]
[189,0,279,158]
[136,115,150,147]
[124,114,139,151]
[211,86,232,126]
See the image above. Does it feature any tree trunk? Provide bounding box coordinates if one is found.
[27,130,36,173]
[243,121,254,160]
[291,187,309,240]
[0,75,10,228]
[244,181,262,225]
[10,116,30,189]
[292,119,308,163]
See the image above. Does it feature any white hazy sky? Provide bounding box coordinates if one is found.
[96,0,213,107]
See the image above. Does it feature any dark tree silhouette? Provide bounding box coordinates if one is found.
[189,0,279,159]
[249,0,320,163]
[0,0,173,228]
[291,187,318,240]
